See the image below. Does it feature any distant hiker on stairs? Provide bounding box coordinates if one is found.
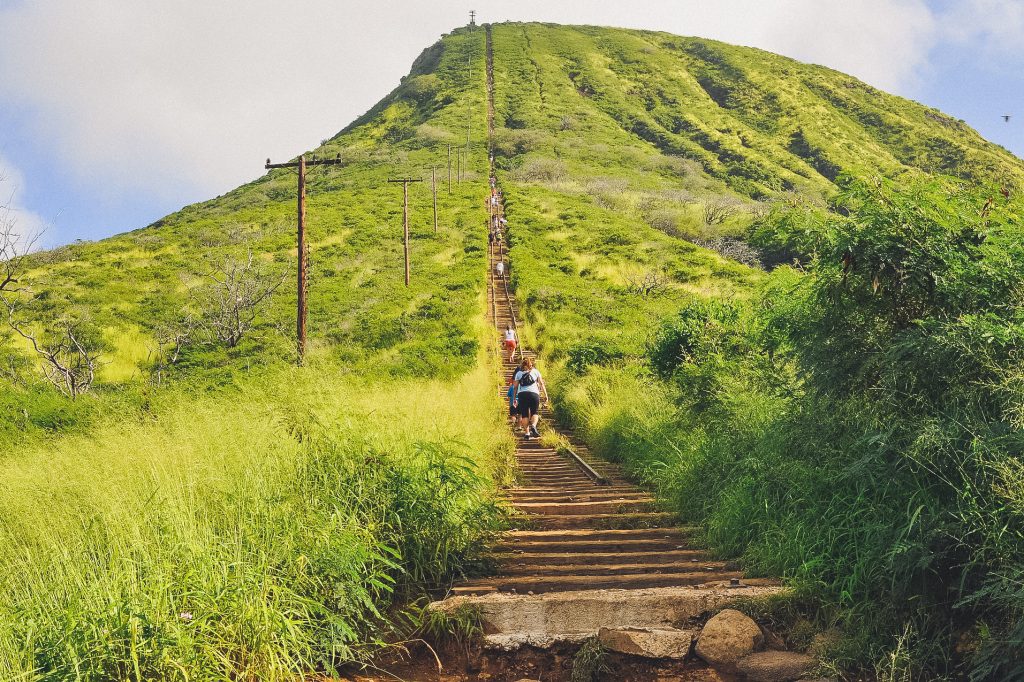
[503,324,517,361]
[513,357,548,439]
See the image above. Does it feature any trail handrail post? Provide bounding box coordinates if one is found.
[264,153,342,364]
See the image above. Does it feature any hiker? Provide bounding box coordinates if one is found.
[488,231,495,246]
[506,359,525,422]
[512,357,548,439]
[503,324,517,361]
[496,259,505,277]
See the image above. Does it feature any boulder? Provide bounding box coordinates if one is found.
[736,651,815,682]
[597,626,694,659]
[694,609,764,667]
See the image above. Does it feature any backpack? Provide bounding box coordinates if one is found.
[519,370,537,387]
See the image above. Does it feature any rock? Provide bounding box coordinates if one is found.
[735,651,815,682]
[694,608,764,667]
[597,626,694,659]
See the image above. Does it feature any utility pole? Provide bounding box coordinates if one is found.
[264,153,342,363]
[387,177,424,285]
[469,10,476,26]
[432,166,438,234]
[447,144,452,195]
[467,55,473,159]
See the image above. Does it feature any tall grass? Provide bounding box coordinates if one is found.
[0,360,512,681]
[555,178,1024,678]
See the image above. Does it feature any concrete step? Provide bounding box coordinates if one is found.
[434,584,787,636]
[457,569,745,593]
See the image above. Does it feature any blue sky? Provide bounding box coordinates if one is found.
[0,0,1021,248]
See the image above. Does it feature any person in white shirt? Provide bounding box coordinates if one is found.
[496,260,505,277]
[512,357,548,439]
[503,325,517,361]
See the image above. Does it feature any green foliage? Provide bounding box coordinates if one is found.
[0,365,511,680]
[556,178,1024,678]
[648,299,742,379]
[571,637,610,682]
[0,24,511,682]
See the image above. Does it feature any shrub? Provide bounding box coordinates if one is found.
[648,300,742,378]
[565,338,626,374]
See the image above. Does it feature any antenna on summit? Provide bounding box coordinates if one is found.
[469,10,476,26]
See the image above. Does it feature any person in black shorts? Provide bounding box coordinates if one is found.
[512,357,549,439]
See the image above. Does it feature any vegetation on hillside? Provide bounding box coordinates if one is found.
[3,17,1023,679]
[490,22,1024,679]
[0,25,514,681]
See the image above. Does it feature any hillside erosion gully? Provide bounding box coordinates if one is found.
[429,24,787,682]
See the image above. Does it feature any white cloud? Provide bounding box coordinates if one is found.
[0,157,47,252]
[0,1,457,203]
[0,0,1001,227]
[938,0,1024,57]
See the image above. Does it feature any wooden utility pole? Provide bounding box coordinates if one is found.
[432,166,438,234]
[387,178,424,285]
[264,153,342,363]
[447,144,452,195]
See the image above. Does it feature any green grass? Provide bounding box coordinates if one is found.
[0,360,513,680]
[0,23,513,681]
[486,22,1024,679]
[4,18,1024,680]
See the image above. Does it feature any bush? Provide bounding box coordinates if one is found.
[648,300,743,379]
[565,338,626,374]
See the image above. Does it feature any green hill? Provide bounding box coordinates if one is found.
[2,21,1023,681]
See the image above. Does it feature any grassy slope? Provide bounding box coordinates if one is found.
[490,22,1024,677]
[0,26,519,681]
[0,27,490,441]
[490,21,1024,361]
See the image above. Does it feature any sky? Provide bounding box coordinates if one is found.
[0,0,1022,247]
